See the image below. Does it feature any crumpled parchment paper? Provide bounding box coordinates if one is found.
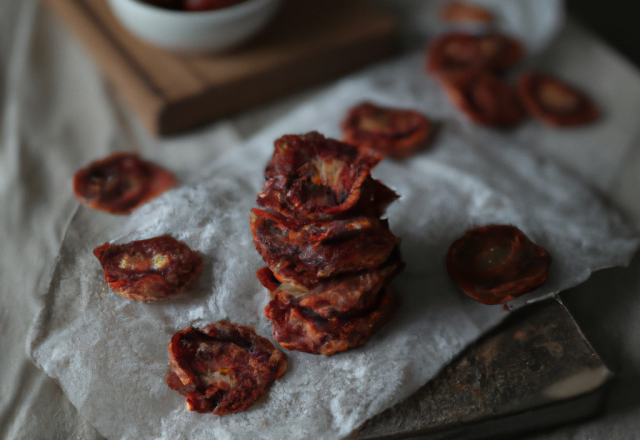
[28,48,639,440]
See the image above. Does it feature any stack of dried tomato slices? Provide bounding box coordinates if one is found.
[250,132,405,356]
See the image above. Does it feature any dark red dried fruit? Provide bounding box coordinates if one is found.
[264,247,404,318]
[166,321,287,415]
[342,102,433,159]
[427,33,523,74]
[250,208,399,288]
[73,153,176,215]
[93,235,203,302]
[257,132,397,223]
[253,132,404,355]
[439,70,524,127]
[518,72,600,127]
[265,288,396,356]
[439,1,494,24]
[446,225,551,305]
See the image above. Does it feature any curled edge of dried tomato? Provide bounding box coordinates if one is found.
[166,321,287,415]
[250,208,400,288]
[73,152,176,215]
[257,245,404,319]
[93,234,203,302]
[426,33,524,75]
[446,225,551,305]
[264,287,397,356]
[439,69,524,127]
[257,132,386,221]
[517,72,600,127]
[342,102,434,159]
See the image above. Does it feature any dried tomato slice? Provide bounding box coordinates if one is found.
[166,321,287,415]
[257,132,396,222]
[440,69,524,127]
[439,1,494,24]
[73,153,176,215]
[446,225,551,305]
[93,235,203,302]
[427,33,523,74]
[261,246,404,317]
[265,287,396,356]
[250,208,399,288]
[342,102,433,159]
[518,72,600,127]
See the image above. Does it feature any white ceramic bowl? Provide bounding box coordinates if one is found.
[108,0,283,53]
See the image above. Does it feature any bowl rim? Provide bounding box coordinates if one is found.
[118,0,275,18]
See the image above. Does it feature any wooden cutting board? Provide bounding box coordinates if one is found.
[41,0,399,136]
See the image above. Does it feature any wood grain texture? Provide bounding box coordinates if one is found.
[41,0,399,136]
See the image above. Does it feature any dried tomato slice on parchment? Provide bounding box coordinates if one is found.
[257,132,397,222]
[166,321,287,415]
[259,247,404,318]
[342,102,433,159]
[250,208,399,288]
[265,287,396,356]
[439,1,494,24]
[94,234,203,302]
[446,225,551,305]
[439,69,524,127]
[73,152,176,215]
[427,33,523,75]
[518,72,600,127]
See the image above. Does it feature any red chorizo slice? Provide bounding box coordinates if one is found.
[446,225,551,305]
[427,33,523,74]
[73,153,176,215]
[342,102,433,159]
[265,287,396,356]
[440,69,524,127]
[250,208,399,288]
[93,235,203,302]
[518,72,600,127]
[167,321,287,415]
[257,132,394,222]
[439,1,494,24]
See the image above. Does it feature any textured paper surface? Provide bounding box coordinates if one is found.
[28,49,639,440]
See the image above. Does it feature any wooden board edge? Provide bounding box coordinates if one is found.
[159,24,400,135]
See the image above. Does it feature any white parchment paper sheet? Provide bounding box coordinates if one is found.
[28,50,639,439]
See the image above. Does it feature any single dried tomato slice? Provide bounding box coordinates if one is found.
[73,153,176,215]
[518,72,600,127]
[439,1,494,24]
[446,225,551,305]
[250,208,399,287]
[167,321,287,415]
[265,287,396,356]
[261,246,404,318]
[93,235,203,302]
[427,33,523,74]
[258,132,392,222]
[440,69,524,127]
[342,102,433,159]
